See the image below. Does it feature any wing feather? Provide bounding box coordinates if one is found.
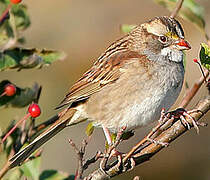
[56,38,143,109]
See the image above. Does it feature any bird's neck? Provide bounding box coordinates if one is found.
[143,47,184,65]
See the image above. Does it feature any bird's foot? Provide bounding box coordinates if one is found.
[166,108,203,134]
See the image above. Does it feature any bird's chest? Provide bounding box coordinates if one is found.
[84,60,184,132]
[111,63,184,130]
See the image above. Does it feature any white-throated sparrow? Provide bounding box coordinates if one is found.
[9,16,191,168]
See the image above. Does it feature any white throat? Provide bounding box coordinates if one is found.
[161,47,184,63]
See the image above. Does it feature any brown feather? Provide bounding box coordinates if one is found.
[56,41,144,109]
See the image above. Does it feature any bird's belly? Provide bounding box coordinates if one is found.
[94,85,182,133]
[83,63,184,133]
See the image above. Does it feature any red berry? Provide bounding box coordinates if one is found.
[4,84,16,96]
[193,59,198,63]
[28,103,41,118]
[10,0,22,4]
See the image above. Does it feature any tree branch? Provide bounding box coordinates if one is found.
[170,0,184,18]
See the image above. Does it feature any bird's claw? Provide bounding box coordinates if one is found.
[166,108,201,134]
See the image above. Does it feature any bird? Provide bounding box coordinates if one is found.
[9,16,191,168]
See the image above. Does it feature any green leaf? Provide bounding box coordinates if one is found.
[199,43,210,70]
[0,48,66,71]
[8,168,23,180]
[39,170,71,180]
[120,24,136,34]
[121,131,134,140]
[0,0,31,49]
[154,0,205,32]
[85,122,94,136]
[11,4,31,31]
[20,157,41,180]
[105,133,116,150]
[0,80,40,107]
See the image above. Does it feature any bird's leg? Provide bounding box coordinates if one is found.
[100,126,125,171]
[123,109,172,163]
[102,125,112,146]
[146,108,171,147]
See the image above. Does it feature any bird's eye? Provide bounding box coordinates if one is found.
[159,36,167,43]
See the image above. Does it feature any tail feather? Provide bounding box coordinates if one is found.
[9,109,76,168]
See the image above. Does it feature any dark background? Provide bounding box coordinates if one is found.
[1,0,210,179]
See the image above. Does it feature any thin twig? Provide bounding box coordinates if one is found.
[179,69,209,108]
[170,0,184,18]
[0,4,11,24]
[83,151,103,171]
[0,149,14,179]
[69,138,90,180]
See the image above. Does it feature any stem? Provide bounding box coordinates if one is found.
[0,91,6,97]
[0,4,12,24]
[1,113,31,143]
[0,149,14,179]
[170,0,184,18]
[179,69,209,108]
[196,62,207,83]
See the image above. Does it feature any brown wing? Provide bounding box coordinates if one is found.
[56,36,143,109]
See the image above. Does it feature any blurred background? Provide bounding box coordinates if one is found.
[0,0,210,179]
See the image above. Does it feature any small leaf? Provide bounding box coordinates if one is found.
[39,170,71,180]
[8,168,23,180]
[11,4,31,31]
[199,43,210,70]
[105,133,116,150]
[111,133,117,142]
[120,24,136,34]
[0,47,66,71]
[0,80,40,107]
[85,122,94,136]
[154,0,205,33]
[10,87,36,107]
[121,131,134,140]
[20,157,41,180]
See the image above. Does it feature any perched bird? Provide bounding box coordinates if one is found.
[9,16,191,168]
